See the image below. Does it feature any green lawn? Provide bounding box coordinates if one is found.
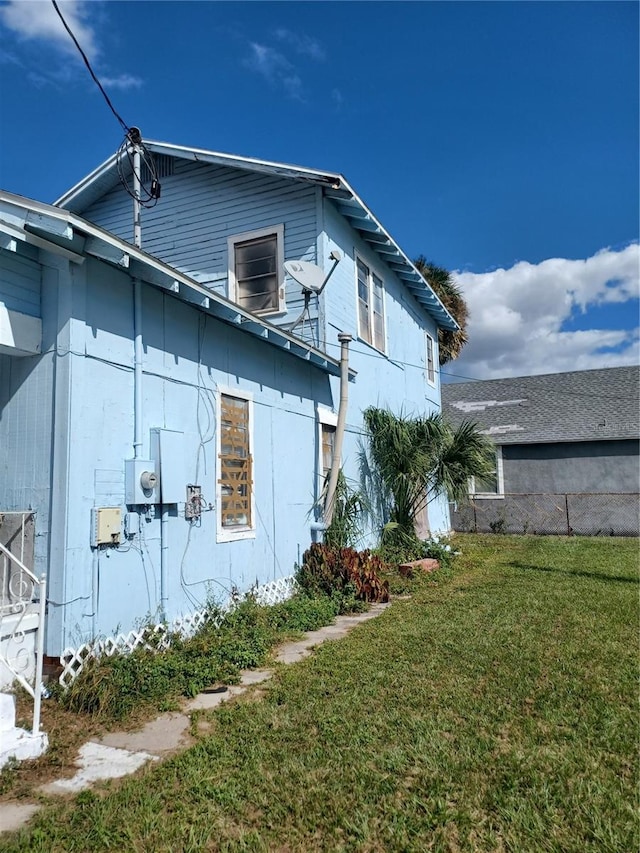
[4,535,638,852]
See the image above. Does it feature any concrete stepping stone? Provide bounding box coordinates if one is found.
[40,742,158,794]
[99,711,190,756]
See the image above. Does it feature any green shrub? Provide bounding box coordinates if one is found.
[58,589,358,722]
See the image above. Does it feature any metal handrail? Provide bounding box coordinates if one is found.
[0,540,46,736]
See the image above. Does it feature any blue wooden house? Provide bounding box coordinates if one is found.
[0,142,456,670]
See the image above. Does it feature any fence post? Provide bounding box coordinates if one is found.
[473,498,477,533]
[564,494,571,536]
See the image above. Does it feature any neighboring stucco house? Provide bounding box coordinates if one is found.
[442,366,640,535]
[0,142,457,680]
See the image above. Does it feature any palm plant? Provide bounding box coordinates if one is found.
[414,257,469,365]
[361,406,494,554]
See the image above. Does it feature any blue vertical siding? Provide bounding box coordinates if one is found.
[0,245,41,317]
[80,161,320,339]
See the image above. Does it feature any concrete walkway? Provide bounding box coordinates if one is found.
[0,602,390,835]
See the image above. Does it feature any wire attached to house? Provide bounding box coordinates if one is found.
[51,0,161,208]
[51,0,128,135]
[116,133,161,208]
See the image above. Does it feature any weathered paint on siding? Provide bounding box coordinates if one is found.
[0,246,41,317]
[18,253,335,654]
[0,248,58,588]
[80,160,320,336]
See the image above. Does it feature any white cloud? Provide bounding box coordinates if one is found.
[100,73,143,91]
[273,28,325,61]
[0,1,144,90]
[448,243,640,379]
[0,0,98,59]
[245,43,303,100]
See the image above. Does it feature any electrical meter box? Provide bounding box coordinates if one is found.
[125,458,159,504]
[92,507,122,546]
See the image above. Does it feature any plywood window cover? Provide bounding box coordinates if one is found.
[219,395,253,529]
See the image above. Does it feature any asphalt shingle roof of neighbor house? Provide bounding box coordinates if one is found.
[441,366,640,445]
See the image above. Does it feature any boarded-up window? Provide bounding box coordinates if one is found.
[219,394,252,529]
[356,257,385,352]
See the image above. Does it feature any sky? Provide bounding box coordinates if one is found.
[0,0,638,380]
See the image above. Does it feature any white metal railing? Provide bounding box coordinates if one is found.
[0,536,46,737]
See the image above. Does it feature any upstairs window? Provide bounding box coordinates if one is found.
[426,333,436,385]
[228,225,285,315]
[218,390,255,540]
[356,257,386,352]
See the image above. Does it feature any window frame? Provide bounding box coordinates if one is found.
[355,253,386,353]
[425,332,437,386]
[469,446,504,499]
[227,224,286,316]
[216,386,256,542]
[317,406,338,498]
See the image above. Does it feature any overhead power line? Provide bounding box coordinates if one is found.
[51,0,160,208]
[51,0,129,135]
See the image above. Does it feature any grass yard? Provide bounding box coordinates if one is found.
[3,534,638,852]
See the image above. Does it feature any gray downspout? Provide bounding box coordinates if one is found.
[324,332,352,527]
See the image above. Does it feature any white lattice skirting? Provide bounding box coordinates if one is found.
[58,575,298,688]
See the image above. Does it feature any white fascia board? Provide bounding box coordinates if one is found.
[0,303,42,356]
[0,218,85,264]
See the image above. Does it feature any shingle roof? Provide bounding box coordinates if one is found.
[442,366,639,444]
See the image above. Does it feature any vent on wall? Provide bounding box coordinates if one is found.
[141,154,174,184]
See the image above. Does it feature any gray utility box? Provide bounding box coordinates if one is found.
[150,428,185,505]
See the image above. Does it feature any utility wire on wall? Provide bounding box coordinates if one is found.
[51,0,161,208]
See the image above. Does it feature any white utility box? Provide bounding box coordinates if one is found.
[91,507,122,546]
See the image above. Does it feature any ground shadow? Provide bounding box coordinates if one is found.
[509,561,639,585]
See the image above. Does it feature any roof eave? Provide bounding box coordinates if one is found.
[0,191,352,380]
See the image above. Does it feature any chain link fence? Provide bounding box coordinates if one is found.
[451,493,639,537]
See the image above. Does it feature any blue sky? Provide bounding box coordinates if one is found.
[0,0,638,378]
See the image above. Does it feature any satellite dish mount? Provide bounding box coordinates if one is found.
[284,251,341,344]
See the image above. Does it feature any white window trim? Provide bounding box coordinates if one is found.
[355,252,387,354]
[227,224,286,317]
[316,406,338,497]
[425,332,437,386]
[216,386,256,542]
[469,446,504,499]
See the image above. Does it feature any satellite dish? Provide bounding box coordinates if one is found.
[284,260,326,294]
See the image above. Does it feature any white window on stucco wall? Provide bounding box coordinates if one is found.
[469,446,504,499]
